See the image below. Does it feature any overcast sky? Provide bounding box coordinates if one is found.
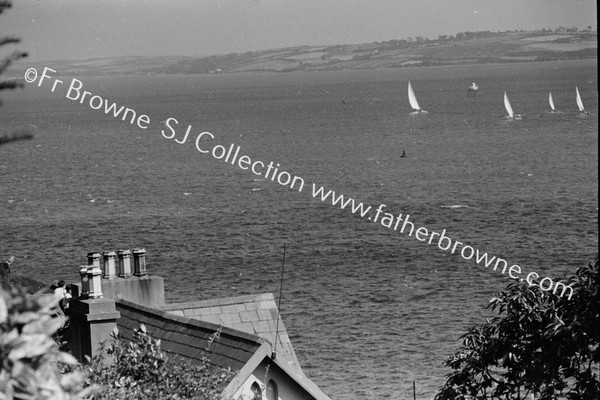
[1,0,597,62]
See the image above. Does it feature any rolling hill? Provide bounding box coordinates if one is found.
[18,30,599,76]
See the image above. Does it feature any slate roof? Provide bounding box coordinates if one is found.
[115,297,332,400]
[115,297,263,371]
[159,293,301,369]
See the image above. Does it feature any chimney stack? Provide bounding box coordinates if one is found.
[133,248,147,277]
[79,265,89,298]
[117,249,132,278]
[87,252,101,267]
[102,251,117,280]
[77,248,163,304]
[87,264,103,299]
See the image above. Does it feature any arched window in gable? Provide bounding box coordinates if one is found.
[250,381,262,400]
[266,379,278,400]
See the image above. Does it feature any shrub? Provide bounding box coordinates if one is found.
[0,286,92,400]
[84,324,234,400]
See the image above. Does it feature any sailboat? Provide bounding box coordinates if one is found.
[548,92,557,113]
[575,87,589,114]
[467,82,479,97]
[408,81,427,114]
[504,92,522,120]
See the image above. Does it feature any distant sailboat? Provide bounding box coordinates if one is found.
[504,92,522,120]
[575,86,589,114]
[548,92,557,112]
[467,82,479,97]
[408,81,427,114]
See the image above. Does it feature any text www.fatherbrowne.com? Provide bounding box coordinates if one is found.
[311,184,573,300]
[24,66,573,301]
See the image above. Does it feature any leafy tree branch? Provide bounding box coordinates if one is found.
[436,256,599,400]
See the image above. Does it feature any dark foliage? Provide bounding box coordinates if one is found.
[83,324,235,400]
[435,256,599,400]
[0,0,27,102]
[1,0,32,147]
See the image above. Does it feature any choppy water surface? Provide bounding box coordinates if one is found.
[1,60,597,399]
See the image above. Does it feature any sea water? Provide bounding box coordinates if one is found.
[0,59,597,399]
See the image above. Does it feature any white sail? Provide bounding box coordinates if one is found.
[504,92,514,118]
[549,92,556,111]
[408,81,421,111]
[576,86,585,112]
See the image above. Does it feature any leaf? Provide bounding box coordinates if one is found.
[56,351,78,365]
[11,311,41,325]
[22,314,65,335]
[8,334,54,360]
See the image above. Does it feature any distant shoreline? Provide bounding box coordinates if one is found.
[9,58,597,82]
[7,30,597,78]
